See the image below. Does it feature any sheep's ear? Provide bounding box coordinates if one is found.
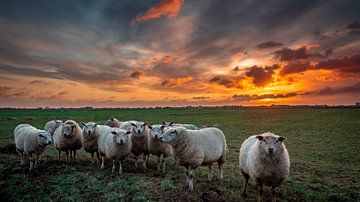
[94,123,98,127]
[81,122,86,127]
[131,122,136,127]
[126,131,131,135]
[278,136,286,142]
[147,125,152,130]
[111,131,117,135]
[174,128,180,135]
[170,122,174,126]
[163,121,166,125]
[160,125,165,130]
[256,135,264,141]
[143,122,147,126]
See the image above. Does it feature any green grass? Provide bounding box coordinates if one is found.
[0,108,359,201]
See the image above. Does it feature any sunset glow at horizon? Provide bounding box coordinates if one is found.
[0,0,359,108]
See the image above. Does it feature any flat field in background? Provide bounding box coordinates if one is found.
[0,107,359,201]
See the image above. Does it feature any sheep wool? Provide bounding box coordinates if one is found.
[160,127,227,191]
[239,132,290,202]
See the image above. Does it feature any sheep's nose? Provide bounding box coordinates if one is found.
[88,131,91,135]
[268,148,274,153]
[47,140,52,145]
[137,130,141,133]
[155,135,158,138]
[120,140,124,144]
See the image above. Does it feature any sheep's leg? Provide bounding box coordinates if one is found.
[134,156,138,169]
[17,150,25,166]
[240,170,250,197]
[142,154,148,170]
[58,150,61,161]
[66,151,69,164]
[218,161,224,180]
[112,158,116,174]
[100,156,105,170]
[257,183,264,202]
[188,167,195,191]
[157,156,161,173]
[119,160,123,175]
[91,152,95,164]
[27,153,33,171]
[161,156,167,173]
[73,150,77,163]
[208,164,213,181]
[185,166,190,184]
[34,154,39,168]
[272,187,277,202]
[96,151,101,166]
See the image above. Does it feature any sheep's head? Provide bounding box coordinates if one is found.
[159,127,182,145]
[131,122,147,135]
[111,128,131,145]
[148,124,165,139]
[82,122,98,137]
[163,121,174,127]
[38,131,52,146]
[63,124,75,137]
[107,117,118,127]
[55,120,63,127]
[256,133,286,155]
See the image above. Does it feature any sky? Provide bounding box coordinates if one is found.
[0,0,360,108]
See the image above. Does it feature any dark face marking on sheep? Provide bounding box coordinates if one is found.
[149,125,165,139]
[257,134,286,155]
[39,132,52,145]
[132,122,146,135]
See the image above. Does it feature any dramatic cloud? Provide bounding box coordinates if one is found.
[305,82,360,96]
[161,76,193,87]
[316,54,360,73]
[233,93,298,101]
[280,61,313,75]
[130,70,144,79]
[257,41,283,49]
[274,46,332,61]
[209,77,234,88]
[346,20,360,35]
[132,0,184,24]
[245,65,279,87]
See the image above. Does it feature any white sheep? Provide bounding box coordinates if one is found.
[148,124,174,173]
[120,121,150,170]
[44,120,63,135]
[98,128,132,174]
[14,124,52,171]
[53,120,82,163]
[81,122,104,164]
[107,117,123,127]
[160,127,227,191]
[163,121,199,130]
[239,132,290,202]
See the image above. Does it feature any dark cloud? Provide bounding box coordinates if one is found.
[280,61,313,75]
[257,41,283,49]
[305,82,360,96]
[245,65,279,87]
[316,53,360,73]
[130,70,143,79]
[233,92,298,101]
[192,96,210,100]
[208,77,234,88]
[346,20,360,35]
[274,46,333,61]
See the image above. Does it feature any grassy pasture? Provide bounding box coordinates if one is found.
[0,107,359,201]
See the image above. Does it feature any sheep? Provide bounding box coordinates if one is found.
[159,127,227,191]
[120,121,150,170]
[107,117,123,127]
[44,120,63,135]
[53,120,82,164]
[98,127,132,174]
[81,122,104,164]
[148,124,174,173]
[239,132,290,202]
[14,124,52,171]
[163,121,199,130]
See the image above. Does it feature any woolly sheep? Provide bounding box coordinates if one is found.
[107,117,122,127]
[163,121,199,130]
[148,124,174,173]
[120,121,150,170]
[160,127,227,191]
[44,120,63,135]
[14,124,52,171]
[53,120,82,163]
[98,128,132,174]
[81,122,105,164]
[239,132,290,202]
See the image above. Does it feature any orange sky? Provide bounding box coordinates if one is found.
[0,0,359,107]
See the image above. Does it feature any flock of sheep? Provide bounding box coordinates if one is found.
[13,117,290,201]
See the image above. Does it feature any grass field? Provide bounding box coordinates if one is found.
[0,107,359,201]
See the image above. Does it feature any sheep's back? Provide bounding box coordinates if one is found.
[239,135,257,174]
